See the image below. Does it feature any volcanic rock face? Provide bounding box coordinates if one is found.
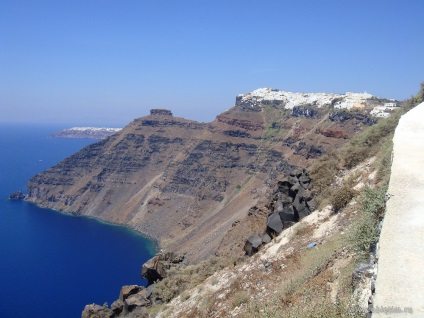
[244,169,314,256]
[26,89,392,261]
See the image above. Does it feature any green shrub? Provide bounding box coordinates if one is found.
[308,151,340,206]
[330,185,356,212]
[374,137,394,186]
[350,186,387,252]
[342,113,400,169]
[358,186,387,219]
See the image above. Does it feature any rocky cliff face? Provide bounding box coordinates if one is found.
[26,89,392,261]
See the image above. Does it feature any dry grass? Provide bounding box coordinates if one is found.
[309,83,424,209]
[349,186,387,254]
[239,234,365,318]
[330,185,357,213]
[292,223,314,238]
[232,290,250,308]
[151,256,228,303]
[153,85,424,318]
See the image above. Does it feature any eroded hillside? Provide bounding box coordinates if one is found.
[26,89,394,261]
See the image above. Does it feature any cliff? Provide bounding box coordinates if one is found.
[26,89,393,261]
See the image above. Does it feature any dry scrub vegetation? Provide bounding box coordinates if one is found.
[310,83,424,208]
[150,84,424,318]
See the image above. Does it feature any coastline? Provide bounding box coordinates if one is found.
[24,198,160,256]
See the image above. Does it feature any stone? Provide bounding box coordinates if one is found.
[243,241,254,256]
[277,179,291,191]
[290,169,303,178]
[292,194,306,213]
[297,205,310,219]
[141,252,185,286]
[247,234,263,248]
[261,233,271,244]
[120,285,142,302]
[9,191,25,200]
[274,200,284,213]
[150,109,173,116]
[124,293,150,312]
[303,190,313,201]
[306,199,316,211]
[245,169,315,256]
[82,304,113,318]
[279,192,292,204]
[267,212,284,234]
[352,263,374,288]
[111,300,124,316]
[146,284,154,299]
[291,182,305,197]
[279,205,295,222]
[298,174,311,184]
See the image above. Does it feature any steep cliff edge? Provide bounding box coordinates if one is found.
[26,89,393,261]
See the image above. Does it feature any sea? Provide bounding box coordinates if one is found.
[0,124,156,318]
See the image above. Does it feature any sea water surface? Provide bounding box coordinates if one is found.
[0,124,156,318]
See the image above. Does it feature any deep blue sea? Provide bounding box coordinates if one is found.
[0,124,156,318]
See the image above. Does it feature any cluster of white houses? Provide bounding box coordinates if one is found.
[370,102,399,118]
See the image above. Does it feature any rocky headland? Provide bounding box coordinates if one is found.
[51,127,122,139]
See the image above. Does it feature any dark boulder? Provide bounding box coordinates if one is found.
[279,192,292,204]
[261,233,272,244]
[244,169,314,256]
[279,205,295,223]
[244,234,263,256]
[9,191,25,200]
[267,212,284,234]
[248,234,263,248]
[277,179,291,191]
[150,109,173,116]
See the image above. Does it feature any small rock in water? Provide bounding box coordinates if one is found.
[9,191,25,200]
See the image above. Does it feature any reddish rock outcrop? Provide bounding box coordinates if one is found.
[216,115,264,130]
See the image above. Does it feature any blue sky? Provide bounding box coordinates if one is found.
[1,0,423,126]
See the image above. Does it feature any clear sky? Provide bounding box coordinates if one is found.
[1,0,423,126]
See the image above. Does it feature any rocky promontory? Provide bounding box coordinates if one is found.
[51,127,122,139]
[9,191,26,200]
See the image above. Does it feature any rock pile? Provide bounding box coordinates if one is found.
[82,252,185,318]
[150,109,173,116]
[141,251,185,286]
[244,169,315,255]
[82,285,152,318]
[9,191,25,200]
